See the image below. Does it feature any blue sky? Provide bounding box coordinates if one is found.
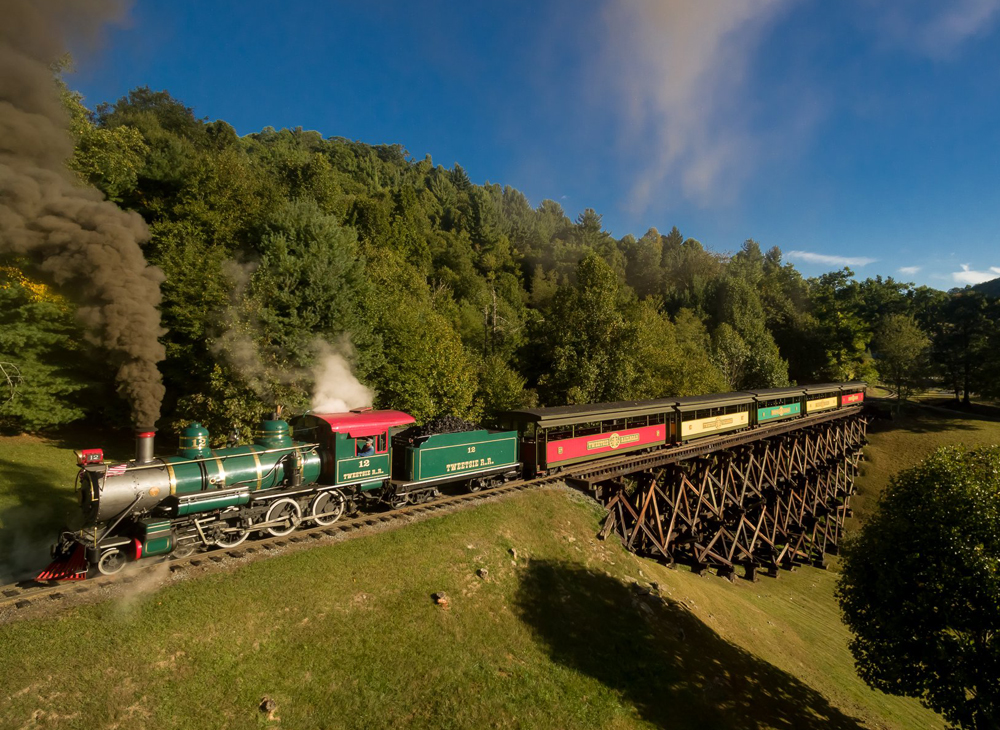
[67,0,1000,290]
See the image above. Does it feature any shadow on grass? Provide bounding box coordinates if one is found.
[40,425,136,461]
[920,398,1000,420]
[868,406,980,435]
[0,457,80,583]
[515,560,865,730]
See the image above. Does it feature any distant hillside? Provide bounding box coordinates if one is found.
[973,277,1000,298]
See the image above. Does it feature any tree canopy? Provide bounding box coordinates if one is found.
[871,313,930,401]
[2,78,1000,435]
[837,446,1000,730]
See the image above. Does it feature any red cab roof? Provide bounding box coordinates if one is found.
[309,409,415,437]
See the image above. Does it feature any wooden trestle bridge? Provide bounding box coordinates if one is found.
[568,409,869,580]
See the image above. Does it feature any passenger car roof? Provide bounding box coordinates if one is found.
[675,392,754,412]
[502,398,678,428]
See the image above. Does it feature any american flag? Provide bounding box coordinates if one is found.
[105,463,128,477]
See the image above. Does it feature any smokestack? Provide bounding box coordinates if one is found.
[136,428,156,465]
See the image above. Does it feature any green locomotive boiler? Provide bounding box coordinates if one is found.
[45,419,326,578]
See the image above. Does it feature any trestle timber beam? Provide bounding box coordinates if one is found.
[593,413,868,580]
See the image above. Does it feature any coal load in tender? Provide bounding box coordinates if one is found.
[399,416,481,441]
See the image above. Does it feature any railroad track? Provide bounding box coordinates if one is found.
[0,407,866,615]
[0,474,565,614]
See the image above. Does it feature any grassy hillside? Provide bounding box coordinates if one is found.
[0,428,134,583]
[849,404,1000,525]
[0,408,997,729]
[0,434,83,583]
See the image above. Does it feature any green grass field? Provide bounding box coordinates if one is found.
[0,406,997,729]
[0,434,85,583]
[0,428,134,583]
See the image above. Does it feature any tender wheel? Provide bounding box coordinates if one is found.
[310,491,345,526]
[266,498,302,537]
[97,548,126,576]
[467,479,483,493]
[389,494,409,509]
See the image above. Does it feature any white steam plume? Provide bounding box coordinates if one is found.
[310,342,373,414]
[214,261,373,414]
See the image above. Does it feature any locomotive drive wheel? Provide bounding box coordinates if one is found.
[97,548,126,576]
[266,498,301,537]
[214,525,249,548]
[310,491,345,526]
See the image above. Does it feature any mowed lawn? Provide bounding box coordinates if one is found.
[0,434,85,583]
[0,428,134,583]
[0,406,995,729]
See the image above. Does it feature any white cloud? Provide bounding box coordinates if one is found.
[787,250,877,267]
[873,0,1000,57]
[951,264,1000,285]
[592,1,1000,210]
[898,266,921,275]
[600,0,792,207]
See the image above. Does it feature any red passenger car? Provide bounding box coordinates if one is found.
[497,399,677,476]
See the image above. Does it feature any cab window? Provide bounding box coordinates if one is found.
[354,433,387,456]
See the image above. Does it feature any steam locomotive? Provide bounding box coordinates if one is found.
[40,382,865,580]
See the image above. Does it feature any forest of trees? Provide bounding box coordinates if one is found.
[3,83,1000,439]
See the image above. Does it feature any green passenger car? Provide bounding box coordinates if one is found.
[750,388,805,426]
[400,429,519,486]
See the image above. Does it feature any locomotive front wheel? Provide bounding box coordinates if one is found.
[97,549,126,576]
[266,498,302,537]
[310,491,345,526]
[172,541,197,559]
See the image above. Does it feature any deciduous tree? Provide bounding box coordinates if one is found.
[871,314,929,400]
[0,270,88,431]
[838,446,1000,730]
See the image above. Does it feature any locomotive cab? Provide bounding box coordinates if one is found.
[289,410,415,491]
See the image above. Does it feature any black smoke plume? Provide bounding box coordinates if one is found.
[0,0,166,427]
